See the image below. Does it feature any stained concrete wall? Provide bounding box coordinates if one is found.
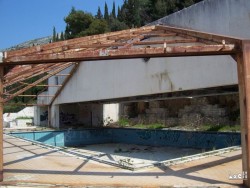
[51,105,60,129]
[34,106,48,126]
[48,66,74,97]
[150,0,250,38]
[37,91,50,105]
[17,107,34,117]
[103,104,119,125]
[52,56,237,104]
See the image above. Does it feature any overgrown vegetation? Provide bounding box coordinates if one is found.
[200,124,240,132]
[4,103,25,114]
[118,118,130,127]
[15,116,33,120]
[133,123,165,129]
[4,75,47,113]
[116,117,240,132]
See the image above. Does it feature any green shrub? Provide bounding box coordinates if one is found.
[118,118,130,126]
[16,116,33,120]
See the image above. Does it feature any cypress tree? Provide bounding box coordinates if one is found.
[111,1,116,18]
[104,2,109,21]
[52,26,56,42]
[125,0,141,28]
[56,33,59,42]
[60,32,64,41]
[118,0,127,22]
[117,6,121,20]
[64,25,70,40]
[96,6,103,19]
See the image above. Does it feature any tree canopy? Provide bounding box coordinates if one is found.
[64,7,94,39]
[54,0,204,40]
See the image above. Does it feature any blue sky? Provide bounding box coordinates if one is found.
[0,0,124,50]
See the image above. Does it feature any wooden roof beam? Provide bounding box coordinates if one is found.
[34,38,198,52]
[4,63,61,87]
[155,25,242,47]
[5,26,155,58]
[55,74,70,76]
[5,103,49,106]
[134,38,198,46]
[17,82,62,87]
[2,44,237,65]
[4,64,53,82]
[14,95,55,97]
[3,84,24,95]
[3,62,74,102]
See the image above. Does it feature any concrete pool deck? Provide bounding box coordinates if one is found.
[1,134,244,187]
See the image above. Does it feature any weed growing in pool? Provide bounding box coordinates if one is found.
[118,158,134,169]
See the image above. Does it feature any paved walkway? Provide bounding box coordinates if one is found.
[0,134,244,187]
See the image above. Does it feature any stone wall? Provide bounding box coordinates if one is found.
[178,98,229,127]
[121,95,239,127]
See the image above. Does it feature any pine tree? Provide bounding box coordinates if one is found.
[117,6,121,20]
[147,0,177,21]
[52,26,56,42]
[96,6,103,19]
[60,32,64,41]
[118,0,127,22]
[111,1,116,18]
[125,0,141,28]
[64,25,70,40]
[104,2,109,21]
[56,33,59,42]
[176,0,197,9]
[64,8,94,39]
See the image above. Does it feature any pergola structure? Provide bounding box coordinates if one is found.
[0,25,249,186]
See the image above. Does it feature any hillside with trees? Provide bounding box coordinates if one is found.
[5,0,204,113]
[53,0,203,41]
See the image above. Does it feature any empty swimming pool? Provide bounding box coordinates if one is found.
[8,128,241,170]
